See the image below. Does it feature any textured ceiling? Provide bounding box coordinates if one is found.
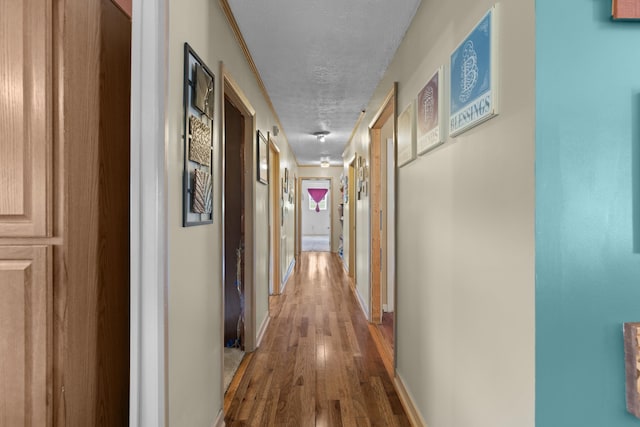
[228,0,421,165]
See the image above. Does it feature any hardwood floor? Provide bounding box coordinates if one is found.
[225,252,410,426]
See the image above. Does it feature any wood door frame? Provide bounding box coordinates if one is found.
[269,139,281,295]
[347,156,357,282]
[368,85,396,325]
[220,65,258,404]
[298,177,334,253]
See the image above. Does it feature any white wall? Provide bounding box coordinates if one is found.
[298,166,343,253]
[344,0,535,425]
[301,179,331,236]
[166,1,297,425]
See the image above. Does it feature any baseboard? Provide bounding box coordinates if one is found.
[394,372,427,427]
[280,258,296,293]
[351,283,369,321]
[211,409,225,427]
[256,313,270,347]
[368,323,394,379]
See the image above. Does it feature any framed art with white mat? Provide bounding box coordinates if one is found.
[449,5,499,137]
[397,102,416,167]
[417,66,444,155]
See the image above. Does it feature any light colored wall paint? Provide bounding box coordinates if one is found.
[536,1,640,425]
[166,1,297,425]
[301,179,331,236]
[344,0,535,425]
[298,166,344,253]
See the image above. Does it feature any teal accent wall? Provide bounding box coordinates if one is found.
[536,0,640,425]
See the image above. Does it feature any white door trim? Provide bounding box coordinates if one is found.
[130,0,169,425]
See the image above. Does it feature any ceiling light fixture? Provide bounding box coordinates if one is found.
[313,131,330,143]
[320,156,330,168]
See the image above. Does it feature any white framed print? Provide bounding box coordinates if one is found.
[397,102,415,167]
[449,5,499,137]
[417,66,444,154]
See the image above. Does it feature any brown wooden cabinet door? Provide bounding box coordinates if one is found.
[0,0,51,237]
[0,246,50,426]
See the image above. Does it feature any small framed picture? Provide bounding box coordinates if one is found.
[417,66,444,154]
[257,130,268,185]
[397,102,416,167]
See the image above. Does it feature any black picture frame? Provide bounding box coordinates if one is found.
[257,130,269,184]
[183,43,215,227]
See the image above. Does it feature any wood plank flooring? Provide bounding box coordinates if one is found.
[225,252,410,426]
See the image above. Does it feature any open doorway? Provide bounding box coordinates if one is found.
[369,86,397,369]
[348,159,357,282]
[269,139,281,296]
[221,68,258,398]
[223,95,246,392]
[301,179,332,252]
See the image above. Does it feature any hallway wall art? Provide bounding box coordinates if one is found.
[183,43,214,226]
[192,169,213,214]
[624,322,640,418]
[612,0,640,20]
[397,102,416,167]
[449,5,499,137]
[417,66,444,154]
[257,130,268,184]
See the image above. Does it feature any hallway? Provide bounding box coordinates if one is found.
[225,252,410,426]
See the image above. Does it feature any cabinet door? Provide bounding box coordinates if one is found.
[0,0,51,236]
[0,246,50,426]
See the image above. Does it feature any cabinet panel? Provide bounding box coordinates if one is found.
[0,0,51,236]
[0,246,49,426]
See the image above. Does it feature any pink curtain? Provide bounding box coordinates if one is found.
[307,188,328,212]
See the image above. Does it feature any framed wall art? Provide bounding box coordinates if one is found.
[612,0,640,20]
[291,174,296,197]
[183,43,214,227]
[624,322,640,418]
[417,66,444,154]
[257,130,269,184]
[397,102,416,167]
[284,168,289,193]
[449,5,499,137]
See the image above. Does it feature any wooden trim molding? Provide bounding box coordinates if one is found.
[221,62,258,353]
[218,0,286,143]
[368,84,396,325]
[394,373,427,427]
[222,63,256,116]
[368,324,393,378]
[369,87,396,129]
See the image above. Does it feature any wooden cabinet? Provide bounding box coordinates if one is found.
[0,0,51,237]
[0,246,50,426]
[0,0,130,425]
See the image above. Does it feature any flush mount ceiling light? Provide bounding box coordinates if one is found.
[320,156,330,168]
[313,131,330,143]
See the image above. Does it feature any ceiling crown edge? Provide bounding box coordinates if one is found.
[218,0,301,167]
